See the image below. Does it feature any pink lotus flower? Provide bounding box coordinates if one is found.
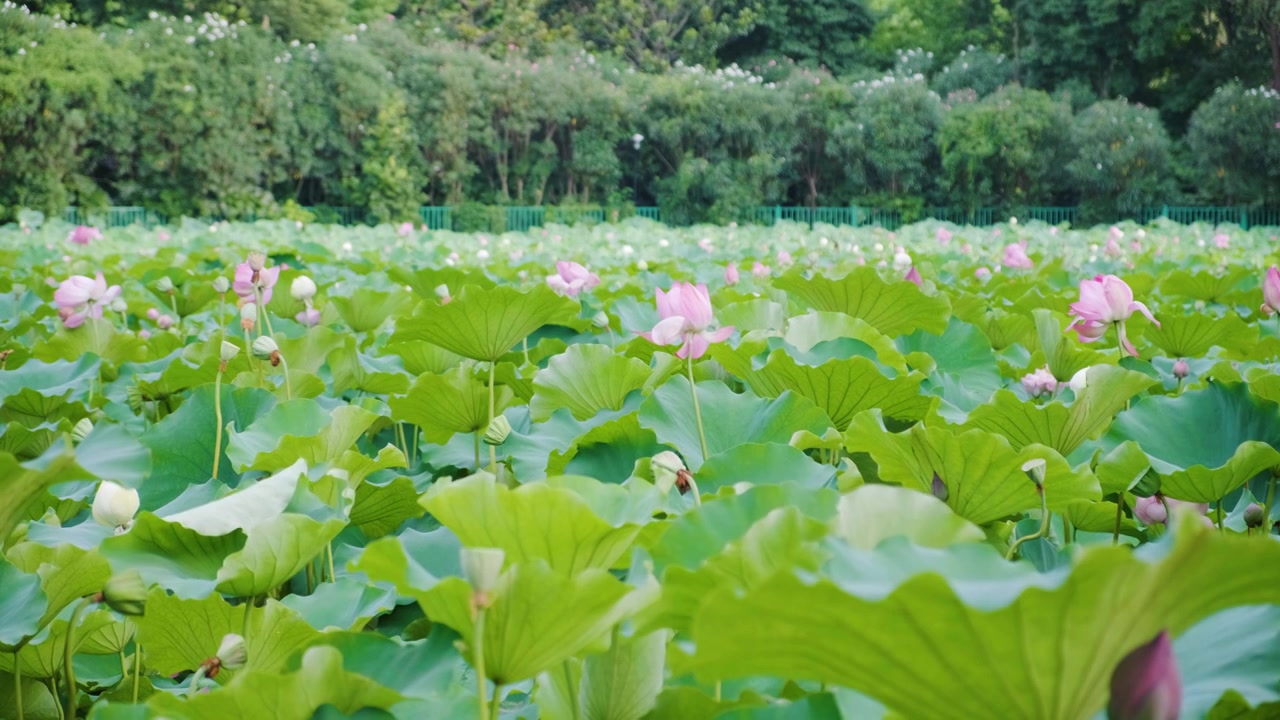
[157,230,171,242]
[1133,496,1209,525]
[1104,237,1123,258]
[641,282,734,360]
[1068,275,1160,356]
[1021,367,1057,398]
[725,262,740,285]
[699,238,714,253]
[67,225,102,246]
[974,267,992,281]
[1213,232,1229,249]
[232,258,281,305]
[545,261,600,297]
[156,314,174,330]
[751,262,770,279]
[53,272,121,328]
[935,227,952,245]
[1002,242,1034,270]
[397,222,414,237]
[777,250,793,266]
[296,307,321,327]
[1109,225,1124,241]
[904,266,922,285]
[1108,631,1181,720]
[1262,267,1280,315]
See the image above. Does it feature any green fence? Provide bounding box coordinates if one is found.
[56,204,1280,232]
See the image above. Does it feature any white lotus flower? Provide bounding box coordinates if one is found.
[92,481,140,532]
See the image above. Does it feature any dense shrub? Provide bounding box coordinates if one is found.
[1066,100,1173,222]
[1185,83,1280,206]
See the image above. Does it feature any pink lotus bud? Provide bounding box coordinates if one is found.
[1172,359,1188,379]
[1262,267,1280,314]
[974,267,991,281]
[935,227,952,245]
[725,263,739,285]
[1021,367,1058,398]
[157,314,174,330]
[146,308,160,321]
[1244,503,1265,528]
[1213,233,1229,249]
[904,266,922,286]
[1133,496,1167,525]
[1108,631,1181,720]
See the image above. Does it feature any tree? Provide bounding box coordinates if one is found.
[1066,99,1173,221]
[718,0,875,75]
[1185,82,1280,205]
[548,0,762,69]
[862,0,1009,63]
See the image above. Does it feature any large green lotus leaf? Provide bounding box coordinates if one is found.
[280,579,398,632]
[641,505,830,637]
[6,543,111,629]
[673,514,1280,720]
[529,344,651,422]
[328,287,416,334]
[962,365,1157,455]
[638,377,833,470]
[388,266,496,300]
[549,413,665,483]
[0,668,58,720]
[391,284,580,362]
[225,400,380,473]
[1144,312,1257,359]
[1100,382,1280,502]
[717,299,786,334]
[976,308,1037,353]
[694,444,835,493]
[353,526,464,599]
[1092,441,1152,496]
[781,312,907,373]
[1033,309,1107,382]
[32,319,147,367]
[578,628,667,720]
[1158,268,1251,303]
[75,422,152,486]
[846,411,1100,524]
[0,442,92,545]
[897,318,1004,419]
[299,630,472,713]
[326,337,411,396]
[138,383,276,508]
[387,367,513,445]
[215,513,346,598]
[383,340,463,376]
[349,475,424,539]
[0,356,98,414]
[715,695,845,719]
[646,484,839,574]
[775,267,951,337]
[718,347,933,428]
[137,589,321,679]
[0,558,46,649]
[0,420,61,460]
[272,328,346,375]
[833,484,985,550]
[422,474,655,574]
[148,646,402,720]
[419,561,639,685]
[1173,605,1280,718]
[99,512,246,598]
[163,460,302,535]
[0,611,115,678]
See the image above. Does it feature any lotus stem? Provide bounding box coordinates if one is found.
[395,423,408,460]
[49,677,61,720]
[474,608,490,720]
[13,652,23,720]
[278,355,292,401]
[212,366,225,479]
[119,649,127,688]
[1216,498,1225,532]
[686,353,709,465]
[64,595,94,719]
[305,562,315,594]
[185,665,207,698]
[326,543,336,583]
[254,286,275,337]
[246,327,263,388]
[487,362,497,474]
[489,684,502,719]
[1007,489,1051,560]
[522,337,530,366]
[714,681,721,702]
[131,644,141,703]
[242,598,253,642]
[1263,472,1277,535]
[474,431,482,474]
[1112,494,1125,545]
[168,294,180,331]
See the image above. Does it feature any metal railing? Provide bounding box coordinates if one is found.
[56,204,1280,232]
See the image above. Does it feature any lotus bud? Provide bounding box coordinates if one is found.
[636,259,649,271]
[220,341,240,364]
[71,417,94,444]
[651,450,686,494]
[100,570,148,616]
[1108,630,1181,720]
[434,283,450,300]
[1133,495,1167,525]
[146,308,159,321]
[92,481,140,531]
[1244,502,1265,529]
[246,251,267,272]
[461,547,505,612]
[157,314,174,330]
[1021,458,1047,489]
[239,302,257,330]
[251,336,281,366]
[591,311,610,329]
[290,276,317,301]
[930,471,949,502]
[212,276,230,294]
[215,633,248,671]
[109,296,128,313]
[1172,359,1188,380]
[1068,366,1092,393]
[483,415,511,446]
[154,276,175,294]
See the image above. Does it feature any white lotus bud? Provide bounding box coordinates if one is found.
[290,276,316,301]
[92,481,140,531]
[212,276,230,294]
[1069,366,1092,393]
[460,547,505,596]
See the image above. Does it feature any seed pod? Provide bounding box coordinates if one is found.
[483,416,512,446]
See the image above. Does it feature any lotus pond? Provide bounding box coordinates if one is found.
[1,216,1279,720]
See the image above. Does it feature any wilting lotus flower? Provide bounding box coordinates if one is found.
[1068,275,1159,357]
[232,254,281,304]
[1002,242,1034,269]
[725,262,740,285]
[1260,267,1280,316]
[904,266,922,285]
[545,261,600,297]
[1108,631,1181,720]
[752,262,770,279]
[1022,366,1057,398]
[67,225,102,246]
[53,272,122,329]
[936,227,952,245]
[641,282,735,360]
[397,221,414,237]
[92,481,140,532]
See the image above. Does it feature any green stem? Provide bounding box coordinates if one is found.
[186,666,207,699]
[522,336,530,367]
[254,286,275,337]
[1063,516,1073,545]
[13,651,23,720]
[489,684,502,719]
[395,423,408,460]
[687,353,709,463]
[64,596,94,719]
[474,432,482,474]
[119,649,127,687]
[474,608,490,720]
[1112,494,1125,545]
[278,355,292,401]
[168,294,179,332]
[246,326,263,388]
[326,543,336,583]
[487,362,497,474]
[131,643,141,703]
[714,681,722,702]
[242,598,253,641]
[49,677,62,720]
[305,561,315,594]
[410,425,419,468]
[1216,498,1225,531]
[212,368,224,479]
[1006,490,1051,560]
[1263,473,1277,535]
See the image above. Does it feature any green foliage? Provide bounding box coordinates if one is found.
[1186,83,1280,205]
[1066,99,1173,222]
[343,93,426,224]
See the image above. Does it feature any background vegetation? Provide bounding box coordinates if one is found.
[3,0,1279,224]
